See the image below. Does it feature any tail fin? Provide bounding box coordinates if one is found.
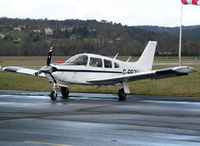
[135,41,157,71]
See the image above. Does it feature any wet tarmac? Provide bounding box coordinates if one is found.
[0,90,200,146]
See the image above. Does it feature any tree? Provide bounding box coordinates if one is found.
[63,30,70,38]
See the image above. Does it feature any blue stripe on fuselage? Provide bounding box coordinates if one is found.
[56,69,122,74]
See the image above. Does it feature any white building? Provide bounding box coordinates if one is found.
[0,34,5,39]
[14,27,22,31]
[44,27,53,35]
[33,29,41,33]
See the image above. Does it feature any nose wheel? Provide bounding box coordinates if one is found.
[50,90,57,100]
[49,82,58,101]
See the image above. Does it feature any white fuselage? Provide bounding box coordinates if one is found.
[51,53,141,85]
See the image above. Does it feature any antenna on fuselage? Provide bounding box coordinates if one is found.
[114,53,119,59]
[126,56,131,62]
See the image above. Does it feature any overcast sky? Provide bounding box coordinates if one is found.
[0,0,200,27]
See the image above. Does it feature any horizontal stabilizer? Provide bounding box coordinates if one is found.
[87,66,196,85]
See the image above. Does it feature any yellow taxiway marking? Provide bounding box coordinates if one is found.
[24,141,73,146]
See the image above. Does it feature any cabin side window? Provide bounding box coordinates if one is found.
[114,62,120,68]
[104,59,112,68]
[89,57,102,67]
[66,55,88,66]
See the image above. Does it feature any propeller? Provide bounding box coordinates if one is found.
[47,47,53,66]
[32,47,57,79]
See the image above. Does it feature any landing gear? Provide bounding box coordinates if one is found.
[50,90,57,100]
[50,82,58,101]
[61,87,69,99]
[118,88,126,101]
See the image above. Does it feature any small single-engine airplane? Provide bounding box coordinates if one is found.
[3,41,197,101]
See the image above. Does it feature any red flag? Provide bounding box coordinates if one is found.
[181,0,200,5]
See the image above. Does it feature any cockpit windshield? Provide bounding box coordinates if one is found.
[66,55,88,66]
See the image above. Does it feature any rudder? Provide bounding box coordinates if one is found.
[135,41,157,71]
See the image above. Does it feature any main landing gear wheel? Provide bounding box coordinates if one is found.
[50,90,57,101]
[61,87,69,99]
[118,88,126,101]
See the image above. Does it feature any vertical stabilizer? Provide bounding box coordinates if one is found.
[135,41,157,71]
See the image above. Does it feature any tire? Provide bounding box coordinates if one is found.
[61,87,69,98]
[50,90,57,101]
[118,88,126,101]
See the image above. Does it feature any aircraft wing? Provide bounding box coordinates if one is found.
[87,66,197,85]
[3,66,45,77]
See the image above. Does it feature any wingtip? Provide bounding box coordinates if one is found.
[174,66,197,73]
[2,67,6,71]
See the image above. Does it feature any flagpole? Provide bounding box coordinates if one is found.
[179,3,183,66]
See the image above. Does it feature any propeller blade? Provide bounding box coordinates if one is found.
[45,72,57,84]
[47,47,53,66]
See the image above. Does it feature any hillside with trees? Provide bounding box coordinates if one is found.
[0,17,199,56]
[137,25,200,40]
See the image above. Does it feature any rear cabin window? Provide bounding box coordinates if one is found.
[114,62,120,68]
[104,59,112,68]
[89,57,102,67]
